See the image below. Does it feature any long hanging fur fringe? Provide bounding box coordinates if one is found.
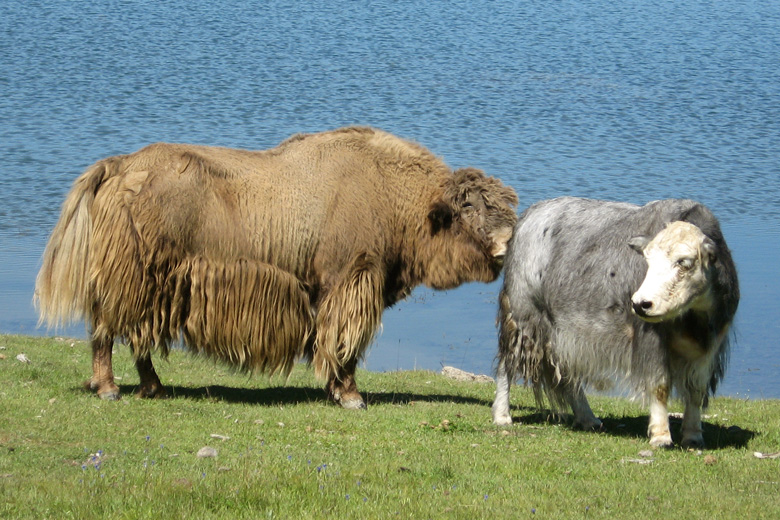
[35,157,314,376]
[497,289,568,411]
[313,254,384,381]
[183,257,313,376]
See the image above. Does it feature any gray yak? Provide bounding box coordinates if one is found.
[492,197,738,448]
[36,126,518,409]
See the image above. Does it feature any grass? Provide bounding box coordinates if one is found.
[1,334,778,519]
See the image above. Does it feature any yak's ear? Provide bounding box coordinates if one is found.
[679,204,710,227]
[702,235,717,262]
[628,235,650,253]
[428,200,453,235]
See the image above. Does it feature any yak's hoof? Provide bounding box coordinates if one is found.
[98,390,121,401]
[329,389,366,409]
[573,417,603,431]
[649,435,674,449]
[492,413,513,426]
[136,385,167,399]
[85,379,120,400]
[338,397,367,410]
[681,436,706,450]
[340,399,366,410]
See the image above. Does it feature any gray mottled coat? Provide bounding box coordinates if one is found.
[493,196,738,447]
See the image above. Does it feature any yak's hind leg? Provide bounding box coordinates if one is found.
[563,383,602,431]
[135,352,166,398]
[493,292,520,426]
[492,359,514,426]
[315,254,384,410]
[86,331,120,400]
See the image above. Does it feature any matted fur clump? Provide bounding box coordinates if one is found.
[36,126,518,409]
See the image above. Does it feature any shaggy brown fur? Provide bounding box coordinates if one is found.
[36,126,518,408]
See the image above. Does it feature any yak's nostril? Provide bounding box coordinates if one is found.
[632,300,653,315]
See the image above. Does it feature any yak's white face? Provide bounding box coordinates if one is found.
[629,221,715,323]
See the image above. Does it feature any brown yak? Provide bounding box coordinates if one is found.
[35,126,518,409]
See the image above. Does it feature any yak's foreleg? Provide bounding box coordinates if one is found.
[326,358,363,409]
[679,359,713,449]
[135,352,166,399]
[86,332,120,400]
[315,255,383,410]
[680,398,705,449]
[648,385,674,448]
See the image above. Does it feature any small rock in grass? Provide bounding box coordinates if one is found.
[703,455,717,465]
[196,446,218,458]
[754,451,780,459]
[623,458,653,465]
[441,366,494,383]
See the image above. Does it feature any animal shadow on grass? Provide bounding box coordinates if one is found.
[109,384,493,408]
[515,410,756,450]
[366,391,492,407]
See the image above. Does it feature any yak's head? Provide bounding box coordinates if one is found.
[424,167,518,289]
[628,221,717,322]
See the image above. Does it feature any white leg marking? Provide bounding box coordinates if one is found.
[492,360,513,426]
[648,386,673,448]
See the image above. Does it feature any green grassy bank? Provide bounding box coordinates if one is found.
[1,334,778,519]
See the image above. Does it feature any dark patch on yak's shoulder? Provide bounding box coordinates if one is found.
[428,201,453,235]
[383,258,412,306]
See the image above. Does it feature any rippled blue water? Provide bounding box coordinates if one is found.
[2,0,778,398]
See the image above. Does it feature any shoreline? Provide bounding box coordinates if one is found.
[2,332,776,402]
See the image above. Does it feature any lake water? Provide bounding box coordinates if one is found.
[1,0,778,398]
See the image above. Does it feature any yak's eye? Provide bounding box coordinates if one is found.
[676,258,694,271]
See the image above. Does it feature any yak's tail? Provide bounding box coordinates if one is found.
[34,159,117,328]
